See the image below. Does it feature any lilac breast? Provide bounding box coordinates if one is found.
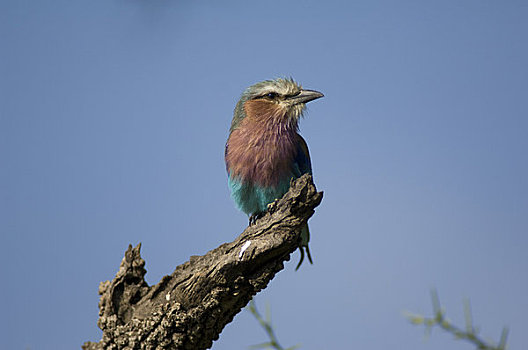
[226,123,297,188]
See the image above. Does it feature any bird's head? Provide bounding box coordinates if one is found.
[230,78,324,132]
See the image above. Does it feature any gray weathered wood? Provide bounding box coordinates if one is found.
[83,174,323,350]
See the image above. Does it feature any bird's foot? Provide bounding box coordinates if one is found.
[266,199,280,213]
[248,211,265,226]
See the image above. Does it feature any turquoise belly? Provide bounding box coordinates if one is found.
[228,176,291,215]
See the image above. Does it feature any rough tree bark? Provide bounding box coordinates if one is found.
[83,174,323,350]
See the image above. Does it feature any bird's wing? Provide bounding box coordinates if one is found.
[224,141,230,174]
[294,134,312,176]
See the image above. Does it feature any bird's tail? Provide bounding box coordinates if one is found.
[295,223,313,270]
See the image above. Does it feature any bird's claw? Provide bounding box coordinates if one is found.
[266,199,279,212]
[248,211,265,226]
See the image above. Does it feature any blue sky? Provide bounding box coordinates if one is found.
[2,1,527,349]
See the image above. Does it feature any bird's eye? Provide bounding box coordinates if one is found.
[266,92,278,99]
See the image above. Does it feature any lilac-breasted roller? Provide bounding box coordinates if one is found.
[225,78,323,270]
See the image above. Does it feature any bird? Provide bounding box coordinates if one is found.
[225,78,323,270]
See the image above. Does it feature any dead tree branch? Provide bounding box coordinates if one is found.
[83,174,323,350]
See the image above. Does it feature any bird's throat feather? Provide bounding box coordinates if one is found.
[226,101,298,188]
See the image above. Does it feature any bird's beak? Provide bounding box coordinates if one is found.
[287,89,324,105]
